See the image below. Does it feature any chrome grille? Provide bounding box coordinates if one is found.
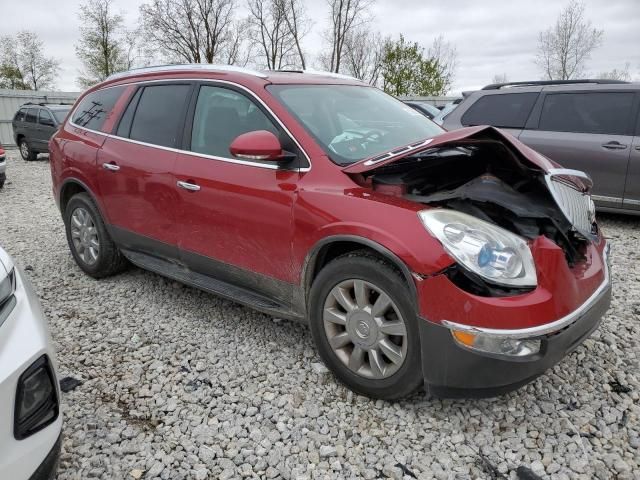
[545,169,595,239]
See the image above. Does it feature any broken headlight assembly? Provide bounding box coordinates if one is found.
[419,209,537,288]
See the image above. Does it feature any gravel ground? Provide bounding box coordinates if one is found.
[0,150,638,480]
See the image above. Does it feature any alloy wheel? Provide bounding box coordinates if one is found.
[70,207,100,265]
[323,279,408,379]
[20,141,29,159]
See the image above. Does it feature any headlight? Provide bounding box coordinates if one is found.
[418,209,537,288]
[0,268,16,305]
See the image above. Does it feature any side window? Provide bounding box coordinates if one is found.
[71,86,125,131]
[25,108,38,123]
[38,109,54,126]
[461,93,539,128]
[538,92,634,135]
[129,84,191,148]
[14,108,26,122]
[190,85,279,158]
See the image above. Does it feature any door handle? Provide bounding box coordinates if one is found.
[177,180,201,192]
[635,145,640,151]
[601,141,628,150]
[102,162,120,171]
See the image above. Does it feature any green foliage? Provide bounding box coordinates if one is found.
[76,0,130,88]
[0,32,58,90]
[380,35,449,96]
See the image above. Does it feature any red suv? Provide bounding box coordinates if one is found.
[49,65,611,399]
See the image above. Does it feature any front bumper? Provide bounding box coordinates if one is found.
[0,267,62,479]
[418,242,611,397]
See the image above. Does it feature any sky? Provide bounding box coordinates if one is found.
[2,0,639,94]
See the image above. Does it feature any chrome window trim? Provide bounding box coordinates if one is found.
[68,78,312,172]
[441,244,610,339]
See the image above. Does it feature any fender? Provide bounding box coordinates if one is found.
[58,177,110,225]
[302,234,422,303]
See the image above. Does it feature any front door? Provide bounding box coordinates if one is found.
[173,83,301,303]
[519,91,635,209]
[96,83,193,256]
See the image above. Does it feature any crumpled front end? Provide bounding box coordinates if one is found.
[350,126,612,395]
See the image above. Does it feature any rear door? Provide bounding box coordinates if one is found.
[519,90,636,208]
[36,109,57,150]
[624,98,640,210]
[96,82,193,256]
[23,108,38,143]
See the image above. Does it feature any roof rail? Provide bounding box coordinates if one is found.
[105,63,268,81]
[269,68,361,82]
[482,79,631,90]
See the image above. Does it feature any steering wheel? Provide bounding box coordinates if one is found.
[343,129,384,144]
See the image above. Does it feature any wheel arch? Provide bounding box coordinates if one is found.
[303,235,418,303]
[59,178,106,221]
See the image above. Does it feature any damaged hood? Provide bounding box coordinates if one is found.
[341,126,557,174]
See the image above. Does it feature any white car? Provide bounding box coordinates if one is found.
[0,246,62,479]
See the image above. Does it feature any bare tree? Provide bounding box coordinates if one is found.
[343,28,384,85]
[76,0,131,87]
[492,73,508,84]
[599,62,631,81]
[536,0,603,80]
[323,0,374,73]
[0,31,59,90]
[427,35,457,93]
[140,0,236,64]
[247,0,302,70]
[224,19,253,66]
[278,0,310,69]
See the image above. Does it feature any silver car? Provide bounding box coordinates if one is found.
[442,80,640,215]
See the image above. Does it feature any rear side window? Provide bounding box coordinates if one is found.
[538,92,634,135]
[72,86,125,131]
[14,108,26,122]
[129,84,191,148]
[25,109,37,123]
[461,93,538,128]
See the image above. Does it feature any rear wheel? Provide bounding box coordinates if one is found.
[19,139,37,161]
[309,251,423,400]
[64,193,127,278]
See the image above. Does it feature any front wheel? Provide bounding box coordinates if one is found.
[308,251,423,400]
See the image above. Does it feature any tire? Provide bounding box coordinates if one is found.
[64,193,128,278]
[19,138,37,161]
[308,251,423,400]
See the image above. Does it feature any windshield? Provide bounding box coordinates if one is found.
[268,84,444,165]
[51,108,70,123]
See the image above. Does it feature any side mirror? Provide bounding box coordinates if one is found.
[229,130,293,162]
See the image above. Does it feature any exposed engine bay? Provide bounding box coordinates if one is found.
[364,138,594,277]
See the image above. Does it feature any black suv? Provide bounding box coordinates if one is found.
[12,103,72,161]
